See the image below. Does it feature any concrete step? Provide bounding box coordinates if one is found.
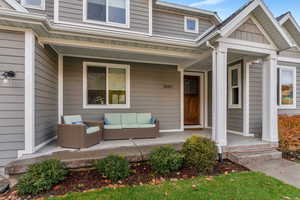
[228,150,282,166]
[223,143,278,153]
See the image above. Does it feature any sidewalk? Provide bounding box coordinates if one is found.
[245,159,300,188]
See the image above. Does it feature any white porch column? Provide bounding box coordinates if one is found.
[262,54,278,142]
[24,30,36,154]
[212,44,228,147]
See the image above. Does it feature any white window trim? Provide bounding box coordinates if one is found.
[184,16,199,34]
[83,0,130,29]
[278,65,297,109]
[228,64,242,109]
[83,62,130,109]
[21,0,45,10]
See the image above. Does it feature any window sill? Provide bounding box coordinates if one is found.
[228,105,242,109]
[184,29,199,34]
[83,104,130,109]
[83,19,130,29]
[278,105,297,110]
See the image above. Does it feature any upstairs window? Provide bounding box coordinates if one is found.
[278,66,296,109]
[184,17,199,33]
[21,0,45,10]
[228,62,242,109]
[84,0,129,27]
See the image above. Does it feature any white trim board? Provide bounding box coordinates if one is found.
[58,55,63,123]
[4,0,28,12]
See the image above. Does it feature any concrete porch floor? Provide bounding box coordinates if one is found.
[21,129,267,160]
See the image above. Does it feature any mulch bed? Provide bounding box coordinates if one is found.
[1,160,247,200]
[282,150,300,162]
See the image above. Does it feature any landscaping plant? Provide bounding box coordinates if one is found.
[94,155,130,182]
[182,135,217,173]
[149,145,184,174]
[17,159,68,195]
[278,115,300,152]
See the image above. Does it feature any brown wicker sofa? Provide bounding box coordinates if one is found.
[58,115,102,148]
[101,113,159,140]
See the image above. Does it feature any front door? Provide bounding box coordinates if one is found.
[184,75,200,125]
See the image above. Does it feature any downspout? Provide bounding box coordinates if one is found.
[206,41,224,163]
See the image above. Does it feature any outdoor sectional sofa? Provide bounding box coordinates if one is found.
[101,113,160,140]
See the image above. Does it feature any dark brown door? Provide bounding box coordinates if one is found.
[184,75,200,125]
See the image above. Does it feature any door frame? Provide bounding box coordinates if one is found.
[184,72,205,129]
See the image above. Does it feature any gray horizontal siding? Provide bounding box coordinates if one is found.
[59,0,149,33]
[278,61,300,116]
[279,49,300,59]
[63,57,181,130]
[0,30,25,166]
[229,18,269,44]
[35,44,58,146]
[153,9,213,39]
[249,63,263,138]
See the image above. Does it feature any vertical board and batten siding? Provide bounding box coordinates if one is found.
[63,57,181,130]
[249,63,263,138]
[59,0,149,33]
[0,30,25,166]
[152,9,213,40]
[229,18,269,44]
[16,0,54,19]
[35,44,58,146]
[278,61,300,116]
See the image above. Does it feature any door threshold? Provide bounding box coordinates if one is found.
[184,125,203,129]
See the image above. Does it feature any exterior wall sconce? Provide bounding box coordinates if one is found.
[1,71,16,84]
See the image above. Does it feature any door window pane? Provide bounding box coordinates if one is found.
[87,66,106,105]
[87,0,106,22]
[108,68,126,104]
[108,0,126,24]
[281,69,294,105]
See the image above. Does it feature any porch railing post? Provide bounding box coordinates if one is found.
[212,44,228,147]
[262,54,279,143]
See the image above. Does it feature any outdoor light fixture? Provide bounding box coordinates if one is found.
[1,71,16,84]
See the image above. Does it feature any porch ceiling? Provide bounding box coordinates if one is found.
[51,44,198,66]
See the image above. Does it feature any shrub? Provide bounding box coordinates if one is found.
[94,155,130,182]
[182,135,217,173]
[149,146,184,174]
[17,159,68,195]
[279,115,300,151]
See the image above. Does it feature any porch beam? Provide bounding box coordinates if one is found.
[212,44,228,147]
[262,53,279,142]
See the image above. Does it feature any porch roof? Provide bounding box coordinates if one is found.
[197,0,293,51]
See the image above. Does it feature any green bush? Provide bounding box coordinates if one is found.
[182,135,218,173]
[94,155,130,182]
[149,146,184,174]
[17,159,68,195]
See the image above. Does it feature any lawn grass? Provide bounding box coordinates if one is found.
[47,172,300,200]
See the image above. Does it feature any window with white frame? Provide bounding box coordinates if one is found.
[278,66,296,109]
[83,62,130,109]
[84,0,129,27]
[21,0,45,10]
[184,17,199,33]
[228,62,242,109]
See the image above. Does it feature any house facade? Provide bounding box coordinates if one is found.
[0,0,300,166]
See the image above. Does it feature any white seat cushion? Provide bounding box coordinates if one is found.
[63,115,83,125]
[86,126,100,134]
[138,124,155,128]
[122,124,140,129]
[104,125,123,129]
